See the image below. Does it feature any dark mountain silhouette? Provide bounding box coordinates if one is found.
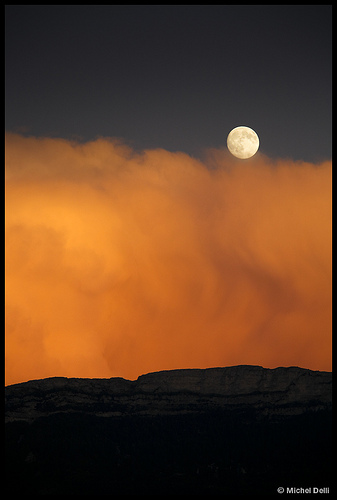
[5,365,332,495]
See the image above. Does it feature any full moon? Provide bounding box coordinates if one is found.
[227,126,259,159]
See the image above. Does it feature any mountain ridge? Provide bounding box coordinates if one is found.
[5,365,331,423]
[5,365,332,494]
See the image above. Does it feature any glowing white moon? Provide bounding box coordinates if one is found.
[227,126,259,159]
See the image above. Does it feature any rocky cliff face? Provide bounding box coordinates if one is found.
[5,365,331,422]
[5,365,332,495]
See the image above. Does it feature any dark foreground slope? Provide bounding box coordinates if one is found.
[5,365,332,495]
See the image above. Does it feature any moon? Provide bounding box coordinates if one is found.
[227,126,259,159]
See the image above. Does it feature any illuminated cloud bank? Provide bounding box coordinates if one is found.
[5,134,331,385]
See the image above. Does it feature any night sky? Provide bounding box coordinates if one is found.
[5,5,331,161]
[5,6,331,385]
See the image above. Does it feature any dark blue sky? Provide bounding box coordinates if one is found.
[5,5,331,162]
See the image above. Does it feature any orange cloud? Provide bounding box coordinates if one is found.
[5,133,331,385]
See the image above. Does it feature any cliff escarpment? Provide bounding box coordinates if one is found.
[5,365,331,422]
[5,366,332,495]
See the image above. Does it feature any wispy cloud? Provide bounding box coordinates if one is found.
[5,134,331,384]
